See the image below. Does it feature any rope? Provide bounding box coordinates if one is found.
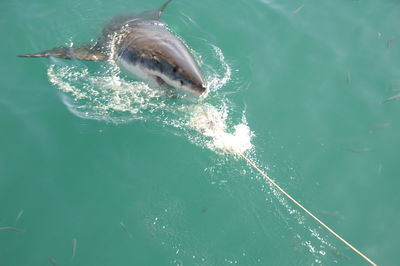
[238,152,377,266]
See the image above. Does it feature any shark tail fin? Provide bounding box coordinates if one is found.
[18,44,107,61]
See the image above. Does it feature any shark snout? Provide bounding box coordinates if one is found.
[190,83,208,96]
[180,74,207,96]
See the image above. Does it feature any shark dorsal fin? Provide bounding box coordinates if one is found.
[154,0,172,19]
[130,0,172,20]
[102,0,172,34]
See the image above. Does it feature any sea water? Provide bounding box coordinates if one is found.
[1,0,399,265]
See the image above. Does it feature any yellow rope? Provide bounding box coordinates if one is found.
[238,152,377,266]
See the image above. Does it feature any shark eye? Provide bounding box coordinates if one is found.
[173,66,178,73]
[180,80,184,86]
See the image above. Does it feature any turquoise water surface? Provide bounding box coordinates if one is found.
[1,0,400,265]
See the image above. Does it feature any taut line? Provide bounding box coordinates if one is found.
[238,152,377,266]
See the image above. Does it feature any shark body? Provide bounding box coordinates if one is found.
[19,0,207,96]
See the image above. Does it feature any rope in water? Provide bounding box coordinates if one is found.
[238,152,377,266]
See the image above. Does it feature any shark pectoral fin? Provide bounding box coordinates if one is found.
[18,44,108,61]
[66,45,108,61]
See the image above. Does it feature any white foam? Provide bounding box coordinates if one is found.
[46,43,253,154]
[188,104,253,154]
[206,45,232,92]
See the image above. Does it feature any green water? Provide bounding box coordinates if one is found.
[1,0,400,265]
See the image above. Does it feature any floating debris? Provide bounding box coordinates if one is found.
[382,93,400,103]
[292,5,304,15]
[48,257,57,266]
[71,238,77,260]
[378,163,383,175]
[372,123,390,129]
[15,209,24,224]
[347,148,370,153]
[346,72,351,84]
[387,38,395,48]
[0,227,23,232]
[119,221,132,238]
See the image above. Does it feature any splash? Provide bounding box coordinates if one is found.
[188,104,253,154]
[47,44,253,154]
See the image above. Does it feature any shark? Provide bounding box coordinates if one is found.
[18,0,207,96]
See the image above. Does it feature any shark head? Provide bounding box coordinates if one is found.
[153,56,208,96]
[117,24,207,97]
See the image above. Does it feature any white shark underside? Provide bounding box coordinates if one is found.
[18,0,207,96]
